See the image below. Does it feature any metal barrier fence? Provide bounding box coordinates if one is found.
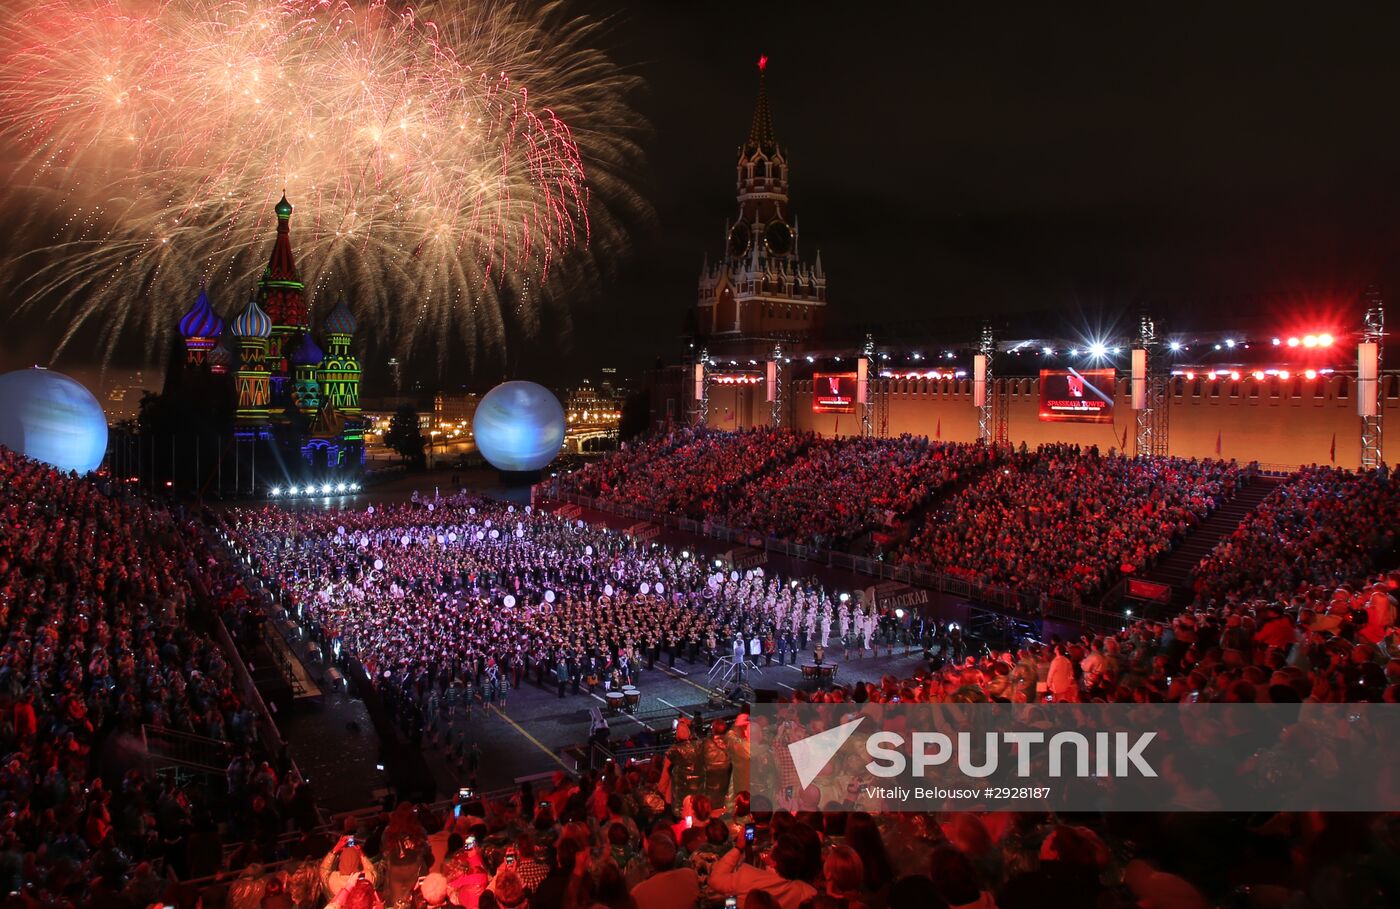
[142,725,236,774]
[185,554,290,759]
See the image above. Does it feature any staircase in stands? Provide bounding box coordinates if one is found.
[1140,476,1282,611]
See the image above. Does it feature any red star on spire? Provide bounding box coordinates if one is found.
[757,54,768,73]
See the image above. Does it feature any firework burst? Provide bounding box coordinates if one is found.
[0,0,645,362]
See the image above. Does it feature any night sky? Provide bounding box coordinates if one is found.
[543,1,1400,380]
[9,1,1400,393]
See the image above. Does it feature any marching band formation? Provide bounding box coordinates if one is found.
[220,493,912,715]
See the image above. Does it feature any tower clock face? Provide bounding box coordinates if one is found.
[764,220,793,256]
[728,222,751,258]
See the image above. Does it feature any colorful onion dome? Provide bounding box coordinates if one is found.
[230,297,272,339]
[322,296,357,336]
[205,340,233,369]
[274,194,293,219]
[289,331,323,367]
[178,287,223,339]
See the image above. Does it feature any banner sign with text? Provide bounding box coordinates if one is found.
[812,372,857,414]
[1039,368,1116,423]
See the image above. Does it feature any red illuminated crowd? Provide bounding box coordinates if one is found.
[561,427,810,520]
[899,444,1249,601]
[1192,466,1400,608]
[564,431,1254,601]
[0,447,317,909]
[3,424,1399,909]
[199,548,1400,909]
[724,436,1001,547]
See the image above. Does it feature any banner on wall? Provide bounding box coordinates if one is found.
[1359,342,1379,418]
[1131,349,1147,410]
[813,372,858,413]
[1039,368,1115,423]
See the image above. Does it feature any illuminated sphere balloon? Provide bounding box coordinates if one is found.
[0,368,108,474]
[472,380,565,472]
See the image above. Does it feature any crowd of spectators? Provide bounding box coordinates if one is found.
[723,437,1000,547]
[897,444,1249,602]
[559,427,811,520]
[1192,466,1400,607]
[0,446,316,908]
[185,556,1400,909]
[6,428,1400,908]
[563,431,1264,601]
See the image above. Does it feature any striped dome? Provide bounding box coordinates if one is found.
[178,287,223,339]
[230,297,272,339]
[205,340,234,369]
[289,331,323,366]
[322,297,357,336]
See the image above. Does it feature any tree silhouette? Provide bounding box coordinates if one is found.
[385,405,426,468]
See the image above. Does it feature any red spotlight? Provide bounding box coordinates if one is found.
[1304,369,1317,380]
[1229,371,1241,381]
[1318,333,1334,347]
[1287,337,1300,348]
[1252,370,1266,381]
[1278,370,1290,380]
[1303,335,1318,348]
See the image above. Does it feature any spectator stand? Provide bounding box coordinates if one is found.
[184,551,299,754]
[548,437,1271,634]
[549,488,1133,631]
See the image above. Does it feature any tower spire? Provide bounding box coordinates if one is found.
[266,195,299,281]
[747,55,778,155]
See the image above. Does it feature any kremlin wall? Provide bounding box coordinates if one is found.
[700,371,1399,472]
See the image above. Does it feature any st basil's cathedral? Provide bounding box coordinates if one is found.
[174,196,364,473]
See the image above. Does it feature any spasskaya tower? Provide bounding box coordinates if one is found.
[696,58,827,347]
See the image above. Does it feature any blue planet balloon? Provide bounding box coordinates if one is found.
[0,368,108,474]
[472,380,565,472]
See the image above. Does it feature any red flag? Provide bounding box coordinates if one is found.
[834,417,839,437]
[1329,432,1336,464]
[1215,430,1222,456]
[936,417,942,439]
[1121,424,1129,450]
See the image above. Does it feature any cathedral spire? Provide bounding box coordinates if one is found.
[747,55,778,156]
[265,195,299,283]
